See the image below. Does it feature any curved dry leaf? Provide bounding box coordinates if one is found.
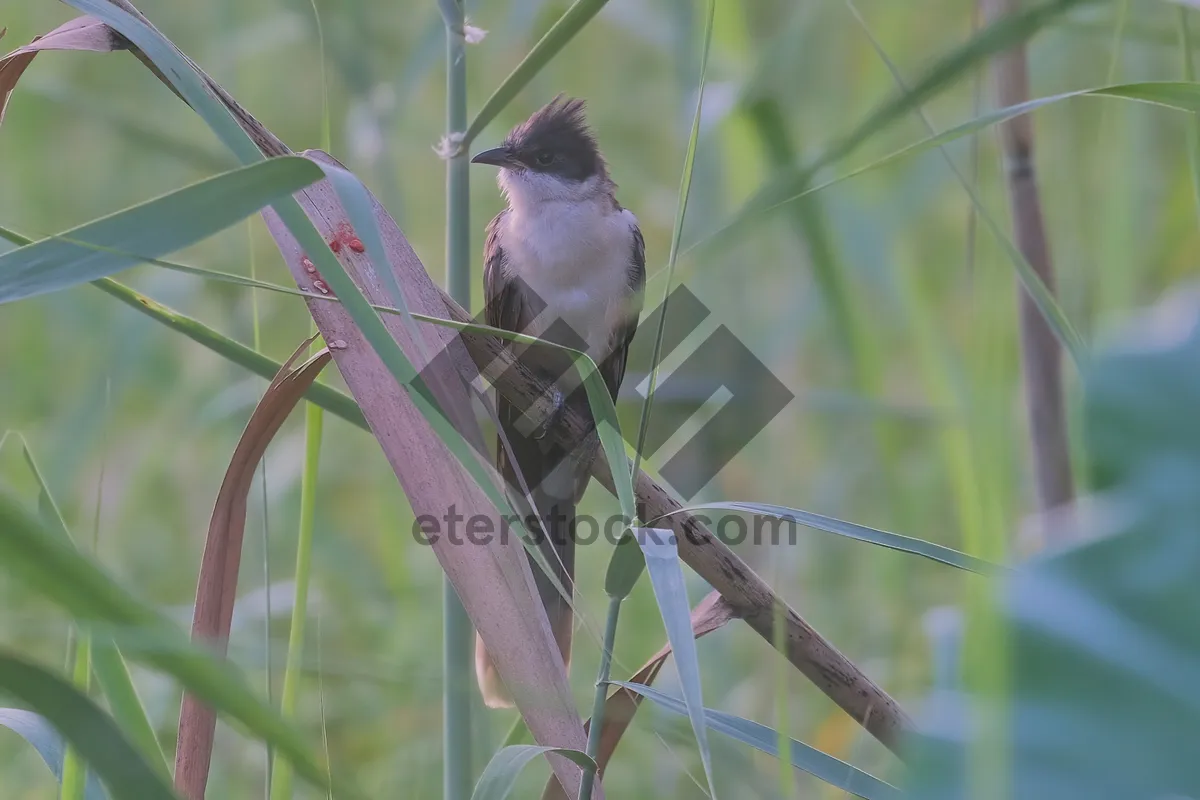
[0,17,128,125]
[175,337,330,799]
[260,151,593,798]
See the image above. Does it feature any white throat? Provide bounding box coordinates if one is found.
[496,169,639,359]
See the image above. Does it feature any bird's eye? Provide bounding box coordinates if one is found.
[534,150,554,166]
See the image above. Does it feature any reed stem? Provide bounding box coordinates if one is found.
[438,1,474,796]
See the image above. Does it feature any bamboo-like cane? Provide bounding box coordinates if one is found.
[982,0,1075,519]
[436,1,475,797]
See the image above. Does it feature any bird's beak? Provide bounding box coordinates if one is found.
[470,146,517,168]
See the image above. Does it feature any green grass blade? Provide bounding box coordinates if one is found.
[743,97,883,407]
[610,681,901,800]
[461,0,612,147]
[62,0,270,165]
[708,0,1102,249]
[0,655,177,800]
[269,399,323,800]
[635,528,715,797]
[819,0,1099,170]
[469,745,594,800]
[0,157,321,304]
[86,277,368,430]
[839,0,1085,372]
[0,709,108,800]
[603,531,645,599]
[0,490,350,799]
[60,630,92,800]
[661,501,1004,573]
[439,0,476,790]
[17,442,168,777]
[631,0,716,487]
[59,643,91,793]
[703,81,1200,262]
[20,82,232,172]
[1180,10,1200,229]
[578,595,621,799]
[88,643,166,775]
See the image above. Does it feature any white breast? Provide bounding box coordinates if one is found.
[500,193,638,359]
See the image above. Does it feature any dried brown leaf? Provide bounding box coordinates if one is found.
[175,337,330,800]
[260,150,593,799]
[0,17,128,125]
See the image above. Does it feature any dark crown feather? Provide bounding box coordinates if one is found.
[504,95,606,182]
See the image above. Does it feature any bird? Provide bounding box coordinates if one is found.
[469,95,646,708]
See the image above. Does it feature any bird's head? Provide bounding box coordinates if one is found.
[470,95,609,205]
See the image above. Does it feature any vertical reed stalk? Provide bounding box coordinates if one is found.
[1178,8,1200,229]
[271,4,332,796]
[981,0,1074,519]
[60,630,91,800]
[268,400,323,800]
[438,1,474,797]
[579,596,621,800]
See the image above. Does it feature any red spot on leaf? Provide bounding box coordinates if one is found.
[313,279,332,295]
[301,256,317,274]
[329,238,342,253]
[334,222,366,253]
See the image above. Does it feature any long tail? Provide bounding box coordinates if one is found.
[475,401,578,708]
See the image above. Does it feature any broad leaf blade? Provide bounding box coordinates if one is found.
[909,288,1200,798]
[471,745,594,800]
[0,490,347,799]
[542,591,738,800]
[612,682,902,800]
[0,157,321,304]
[90,276,368,429]
[669,501,1004,574]
[0,657,175,800]
[634,528,715,797]
[18,442,168,776]
[0,709,108,800]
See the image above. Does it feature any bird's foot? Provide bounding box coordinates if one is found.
[532,386,566,440]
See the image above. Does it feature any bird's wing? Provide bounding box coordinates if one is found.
[483,209,528,335]
[483,208,538,499]
[598,221,647,403]
[483,209,576,675]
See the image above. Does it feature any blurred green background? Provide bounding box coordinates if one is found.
[1,0,1195,797]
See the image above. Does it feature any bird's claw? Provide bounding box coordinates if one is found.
[532,387,565,440]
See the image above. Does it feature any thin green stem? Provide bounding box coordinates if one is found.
[249,209,274,800]
[269,396,324,800]
[317,610,333,800]
[270,4,333,794]
[630,0,716,489]
[60,632,91,800]
[580,596,622,800]
[439,0,474,796]
[63,381,110,799]
[1179,8,1200,230]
